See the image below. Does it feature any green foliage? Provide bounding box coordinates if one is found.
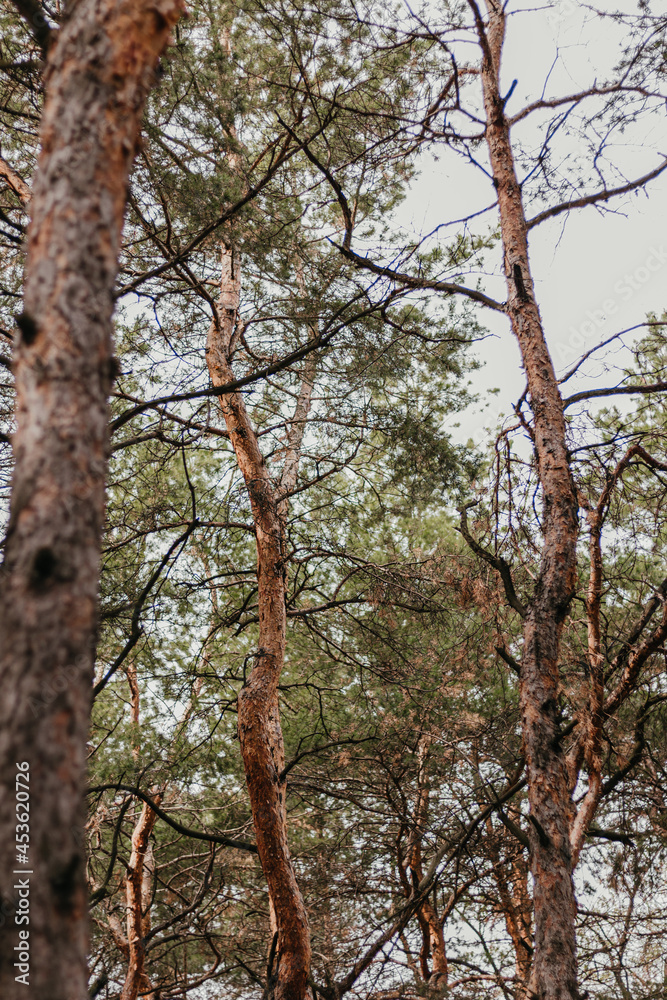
[2,0,667,997]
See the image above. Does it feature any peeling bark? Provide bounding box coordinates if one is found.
[471,1,580,997]
[0,153,31,206]
[120,798,161,1000]
[206,245,312,1000]
[0,3,183,998]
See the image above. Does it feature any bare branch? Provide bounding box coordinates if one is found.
[509,84,663,127]
[564,380,667,409]
[527,158,667,230]
[338,245,507,312]
[558,323,667,385]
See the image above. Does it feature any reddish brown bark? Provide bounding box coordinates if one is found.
[0,153,30,207]
[397,738,448,988]
[471,2,580,998]
[485,816,533,994]
[0,4,182,998]
[568,446,667,864]
[509,850,533,992]
[206,246,312,1000]
[120,798,161,1000]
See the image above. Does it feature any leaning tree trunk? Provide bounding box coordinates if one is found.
[472,2,580,999]
[206,245,312,1000]
[0,4,182,999]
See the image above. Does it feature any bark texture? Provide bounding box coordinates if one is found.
[0,153,31,206]
[207,246,312,1000]
[472,2,580,998]
[120,798,160,1000]
[0,3,182,998]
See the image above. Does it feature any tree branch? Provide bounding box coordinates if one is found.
[9,0,54,56]
[564,381,667,409]
[93,521,197,697]
[332,769,526,998]
[337,244,506,312]
[527,158,667,230]
[458,502,527,618]
[87,784,257,853]
[0,153,31,206]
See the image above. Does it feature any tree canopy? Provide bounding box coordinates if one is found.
[1,2,667,999]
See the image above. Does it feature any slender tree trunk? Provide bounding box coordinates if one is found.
[398,737,448,989]
[206,246,312,1000]
[567,445,667,865]
[0,4,182,998]
[471,2,580,998]
[120,798,161,1000]
[411,743,448,989]
[510,846,534,992]
[118,660,159,1000]
[485,816,533,995]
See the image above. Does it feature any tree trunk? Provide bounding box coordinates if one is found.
[398,737,448,988]
[472,2,580,998]
[485,815,533,995]
[206,245,312,1000]
[120,798,161,1000]
[567,445,667,865]
[0,4,182,999]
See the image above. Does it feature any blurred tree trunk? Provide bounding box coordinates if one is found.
[0,3,182,998]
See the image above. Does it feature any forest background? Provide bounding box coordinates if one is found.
[1,1,667,1000]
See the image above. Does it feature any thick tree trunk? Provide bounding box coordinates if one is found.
[0,4,182,999]
[472,2,580,998]
[206,246,312,1000]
